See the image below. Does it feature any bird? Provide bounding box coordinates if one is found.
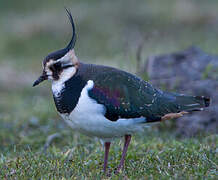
[33,9,210,173]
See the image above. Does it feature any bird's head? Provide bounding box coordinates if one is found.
[33,9,78,87]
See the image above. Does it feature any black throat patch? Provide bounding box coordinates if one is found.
[53,72,87,114]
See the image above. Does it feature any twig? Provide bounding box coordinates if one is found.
[42,133,62,153]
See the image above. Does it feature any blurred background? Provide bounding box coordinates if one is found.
[0,0,217,178]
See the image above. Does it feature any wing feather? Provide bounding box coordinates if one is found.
[87,66,161,121]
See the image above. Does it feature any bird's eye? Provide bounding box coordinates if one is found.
[49,62,62,72]
[53,62,61,69]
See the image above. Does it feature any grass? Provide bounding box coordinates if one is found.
[0,129,217,179]
[0,89,217,179]
[0,0,218,179]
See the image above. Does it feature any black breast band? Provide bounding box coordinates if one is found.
[53,73,87,114]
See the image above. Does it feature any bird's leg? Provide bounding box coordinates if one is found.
[116,134,131,173]
[103,142,111,173]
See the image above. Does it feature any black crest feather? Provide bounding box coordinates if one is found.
[43,8,76,65]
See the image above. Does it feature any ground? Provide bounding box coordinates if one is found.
[0,0,217,179]
[0,89,217,179]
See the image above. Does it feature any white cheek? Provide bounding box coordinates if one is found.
[52,66,76,96]
[58,66,76,83]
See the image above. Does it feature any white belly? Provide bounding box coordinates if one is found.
[58,80,148,139]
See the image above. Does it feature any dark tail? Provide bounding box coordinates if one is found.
[174,94,210,112]
[145,92,210,122]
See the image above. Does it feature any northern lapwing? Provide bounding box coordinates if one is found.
[33,9,210,173]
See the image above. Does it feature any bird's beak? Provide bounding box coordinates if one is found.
[33,73,48,87]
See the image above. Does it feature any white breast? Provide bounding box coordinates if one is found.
[60,80,148,140]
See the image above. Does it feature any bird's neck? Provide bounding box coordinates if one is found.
[52,70,87,114]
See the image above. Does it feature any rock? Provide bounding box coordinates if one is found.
[144,46,218,136]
